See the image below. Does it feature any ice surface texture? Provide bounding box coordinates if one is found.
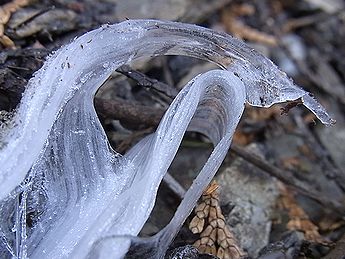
[0,20,333,258]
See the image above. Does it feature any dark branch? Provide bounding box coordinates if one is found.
[116,65,179,99]
[94,97,165,130]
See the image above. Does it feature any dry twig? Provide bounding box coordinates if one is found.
[116,65,178,99]
[230,144,345,215]
[94,97,165,130]
[221,4,278,46]
[282,12,333,33]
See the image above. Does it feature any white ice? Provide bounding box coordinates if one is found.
[0,20,333,258]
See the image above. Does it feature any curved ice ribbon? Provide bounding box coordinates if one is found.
[88,70,245,259]
[0,20,332,258]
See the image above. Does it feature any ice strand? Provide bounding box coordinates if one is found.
[88,70,246,259]
[0,20,333,258]
[0,20,334,200]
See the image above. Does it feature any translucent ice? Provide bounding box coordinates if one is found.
[0,20,333,258]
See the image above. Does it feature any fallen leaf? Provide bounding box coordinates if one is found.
[279,184,329,245]
[0,0,30,48]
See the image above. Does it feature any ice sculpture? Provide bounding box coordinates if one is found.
[0,20,333,258]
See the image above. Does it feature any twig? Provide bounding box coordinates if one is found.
[94,97,165,129]
[163,173,186,200]
[282,11,342,33]
[116,65,178,99]
[293,113,345,192]
[230,144,345,215]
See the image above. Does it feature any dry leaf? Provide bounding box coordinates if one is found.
[232,131,254,146]
[279,184,329,244]
[280,156,302,170]
[0,0,30,48]
[245,105,281,122]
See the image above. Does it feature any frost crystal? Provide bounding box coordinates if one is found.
[0,20,333,258]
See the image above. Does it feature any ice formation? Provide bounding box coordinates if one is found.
[0,20,333,258]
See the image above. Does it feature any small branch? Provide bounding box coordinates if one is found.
[94,97,165,130]
[293,114,345,192]
[116,65,178,99]
[230,144,345,215]
[163,173,186,200]
[282,11,339,33]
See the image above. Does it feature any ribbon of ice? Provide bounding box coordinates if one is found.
[0,20,333,258]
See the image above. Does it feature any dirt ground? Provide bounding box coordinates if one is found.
[1,0,345,258]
